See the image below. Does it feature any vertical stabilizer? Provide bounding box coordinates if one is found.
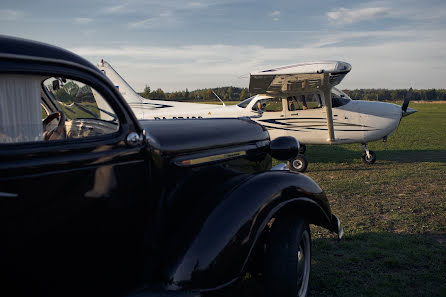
[97,60,143,104]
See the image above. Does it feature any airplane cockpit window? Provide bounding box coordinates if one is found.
[0,74,119,145]
[237,96,256,108]
[331,88,351,107]
[287,94,322,111]
[252,98,282,112]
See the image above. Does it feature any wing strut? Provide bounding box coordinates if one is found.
[321,72,335,143]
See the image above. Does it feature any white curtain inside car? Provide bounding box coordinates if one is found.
[0,75,42,143]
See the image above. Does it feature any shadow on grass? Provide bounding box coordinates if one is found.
[207,232,446,297]
[311,232,446,297]
[306,145,446,164]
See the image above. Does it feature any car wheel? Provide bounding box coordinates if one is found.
[361,150,376,164]
[289,155,308,173]
[264,216,311,297]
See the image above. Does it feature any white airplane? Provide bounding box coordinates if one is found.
[96,60,417,172]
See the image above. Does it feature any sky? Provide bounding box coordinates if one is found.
[1,0,445,92]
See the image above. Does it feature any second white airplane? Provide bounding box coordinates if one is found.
[96,60,417,172]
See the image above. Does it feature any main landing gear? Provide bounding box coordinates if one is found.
[361,144,376,164]
[289,144,308,173]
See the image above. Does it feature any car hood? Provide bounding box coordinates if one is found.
[140,118,270,155]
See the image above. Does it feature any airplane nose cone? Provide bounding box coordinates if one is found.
[402,107,417,117]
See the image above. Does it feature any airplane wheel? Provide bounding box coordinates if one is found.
[361,151,376,164]
[299,144,306,155]
[289,155,308,173]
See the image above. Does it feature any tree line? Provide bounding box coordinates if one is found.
[140,85,446,102]
[345,88,446,101]
[140,85,249,101]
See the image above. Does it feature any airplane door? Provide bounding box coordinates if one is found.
[284,95,326,144]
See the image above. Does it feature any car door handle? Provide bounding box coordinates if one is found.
[0,192,18,198]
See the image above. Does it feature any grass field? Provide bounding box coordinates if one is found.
[304,103,446,297]
[218,102,446,296]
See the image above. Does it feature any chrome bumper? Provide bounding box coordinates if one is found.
[270,162,289,171]
[331,214,344,240]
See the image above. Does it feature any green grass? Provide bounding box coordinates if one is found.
[304,103,446,296]
[216,103,446,296]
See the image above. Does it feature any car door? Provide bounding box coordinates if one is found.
[0,62,153,296]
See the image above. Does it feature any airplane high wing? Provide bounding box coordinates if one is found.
[249,61,352,144]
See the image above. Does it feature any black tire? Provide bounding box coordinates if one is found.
[289,155,308,173]
[265,216,311,297]
[361,150,377,164]
[298,143,306,155]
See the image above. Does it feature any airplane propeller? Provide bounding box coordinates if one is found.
[401,87,417,117]
[401,87,413,112]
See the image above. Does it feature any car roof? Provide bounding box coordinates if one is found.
[0,35,100,74]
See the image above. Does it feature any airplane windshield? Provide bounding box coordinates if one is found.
[331,87,351,107]
[237,96,256,108]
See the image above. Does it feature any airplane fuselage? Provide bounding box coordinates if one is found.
[130,93,404,146]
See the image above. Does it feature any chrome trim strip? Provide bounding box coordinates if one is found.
[0,192,18,198]
[270,163,289,171]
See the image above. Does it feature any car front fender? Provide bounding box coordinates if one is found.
[161,170,341,291]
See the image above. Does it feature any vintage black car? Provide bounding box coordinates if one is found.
[0,35,343,297]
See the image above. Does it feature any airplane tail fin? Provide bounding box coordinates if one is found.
[97,60,143,104]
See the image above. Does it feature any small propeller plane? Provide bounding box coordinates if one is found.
[96,60,417,172]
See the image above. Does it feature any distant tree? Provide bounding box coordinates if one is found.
[149,88,166,99]
[205,89,212,100]
[240,89,247,100]
[142,85,151,99]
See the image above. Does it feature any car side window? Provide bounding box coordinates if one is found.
[0,74,119,144]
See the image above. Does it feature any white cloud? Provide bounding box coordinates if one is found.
[103,4,128,14]
[71,30,446,91]
[327,7,390,25]
[270,10,280,21]
[0,9,23,21]
[74,17,93,24]
[128,11,176,29]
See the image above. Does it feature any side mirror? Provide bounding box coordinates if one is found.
[52,80,60,90]
[270,136,299,161]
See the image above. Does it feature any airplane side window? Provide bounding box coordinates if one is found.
[237,96,255,108]
[288,94,322,111]
[253,98,282,112]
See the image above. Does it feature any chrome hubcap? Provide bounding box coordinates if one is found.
[297,230,310,296]
[293,159,303,169]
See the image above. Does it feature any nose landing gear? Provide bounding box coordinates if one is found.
[361,144,376,164]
